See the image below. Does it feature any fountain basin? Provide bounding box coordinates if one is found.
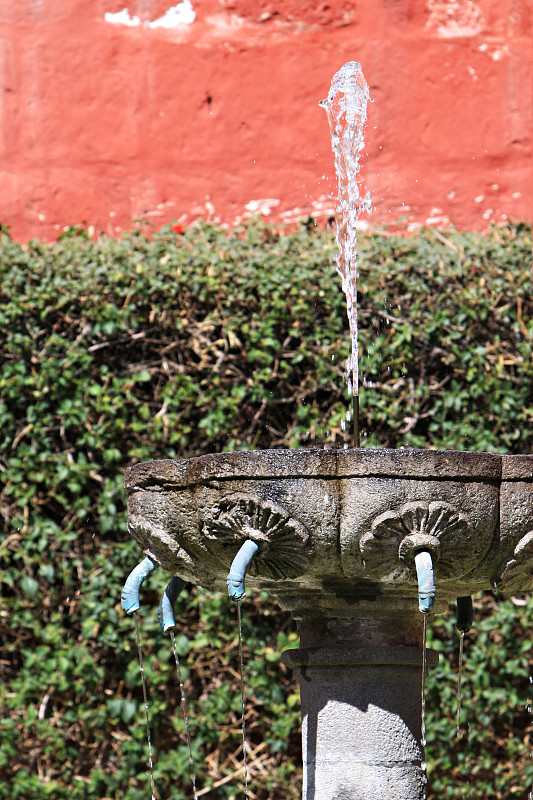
[124,448,531,614]
[124,447,533,800]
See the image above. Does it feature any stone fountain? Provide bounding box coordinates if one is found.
[124,448,533,800]
[122,62,533,799]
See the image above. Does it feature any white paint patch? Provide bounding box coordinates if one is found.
[149,2,196,28]
[105,2,195,29]
[311,198,336,218]
[280,206,306,223]
[479,42,509,61]
[145,200,177,217]
[245,198,280,216]
[425,215,450,226]
[426,0,483,38]
[105,8,141,26]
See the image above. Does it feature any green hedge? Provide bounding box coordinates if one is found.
[0,220,532,799]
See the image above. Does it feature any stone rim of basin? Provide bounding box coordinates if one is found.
[124,448,533,614]
[124,446,501,488]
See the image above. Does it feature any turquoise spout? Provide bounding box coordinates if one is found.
[456,595,474,632]
[227,540,260,601]
[121,556,158,613]
[414,550,435,613]
[157,576,187,632]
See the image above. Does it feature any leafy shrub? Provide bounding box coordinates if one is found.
[0,220,532,799]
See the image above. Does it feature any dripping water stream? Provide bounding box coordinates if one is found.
[169,630,199,800]
[456,630,465,737]
[526,675,533,800]
[133,612,157,800]
[237,600,250,800]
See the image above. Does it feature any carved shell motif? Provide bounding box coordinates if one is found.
[127,513,214,586]
[201,494,310,581]
[496,532,533,595]
[360,501,475,581]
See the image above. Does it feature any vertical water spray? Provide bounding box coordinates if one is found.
[320,62,372,447]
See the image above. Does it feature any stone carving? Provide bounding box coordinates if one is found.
[128,513,214,586]
[201,494,310,580]
[496,531,533,595]
[360,501,475,580]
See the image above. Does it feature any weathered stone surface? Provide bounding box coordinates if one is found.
[124,448,532,614]
[124,447,533,800]
[282,618,438,800]
[497,454,533,595]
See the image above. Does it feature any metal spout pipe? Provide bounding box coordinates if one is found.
[121,556,158,613]
[157,576,187,632]
[414,550,435,613]
[226,540,260,600]
[456,595,474,632]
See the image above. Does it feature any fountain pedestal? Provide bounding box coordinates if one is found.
[124,447,533,800]
[283,614,436,800]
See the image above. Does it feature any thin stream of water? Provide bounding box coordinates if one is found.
[456,630,465,737]
[421,614,428,775]
[169,630,199,800]
[133,612,157,800]
[237,600,250,800]
[527,675,533,800]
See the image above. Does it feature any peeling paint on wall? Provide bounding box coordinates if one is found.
[104,8,142,26]
[479,42,510,61]
[104,2,196,29]
[150,2,196,28]
[1,0,531,240]
[426,0,483,38]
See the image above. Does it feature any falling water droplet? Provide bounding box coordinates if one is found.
[456,630,465,737]
[170,630,199,800]
[133,612,157,800]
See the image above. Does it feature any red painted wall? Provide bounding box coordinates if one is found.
[1,0,532,241]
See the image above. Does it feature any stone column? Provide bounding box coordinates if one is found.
[282,614,437,800]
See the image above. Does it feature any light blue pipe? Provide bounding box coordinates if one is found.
[157,576,187,632]
[227,540,260,601]
[414,551,435,613]
[121,556,158,613]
